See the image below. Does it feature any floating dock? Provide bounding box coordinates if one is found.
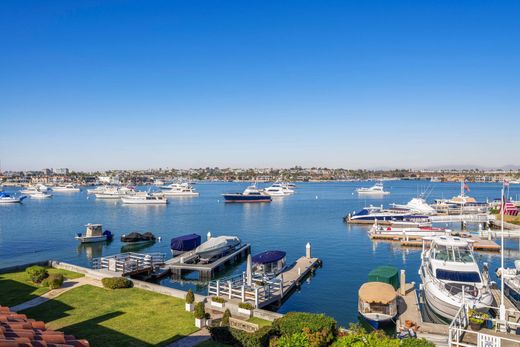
[164,243,251,281]
[207,245,321,309]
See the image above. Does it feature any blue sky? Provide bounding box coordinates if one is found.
[1,0,519,170]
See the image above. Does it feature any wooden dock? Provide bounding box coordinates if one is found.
[208,256,322,309]
[165,243,251,281]
[399,237,500,252]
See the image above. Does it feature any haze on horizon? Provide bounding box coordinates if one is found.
[1,1,519,172]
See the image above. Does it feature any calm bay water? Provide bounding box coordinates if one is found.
[1,181,519,325]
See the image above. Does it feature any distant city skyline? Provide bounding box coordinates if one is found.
[1,1,519,171]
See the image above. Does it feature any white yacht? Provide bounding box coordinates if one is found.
[419,235,493,321]
[497,261,520,310]
[95,186,135,199]
[156,183,199,197]
[356,181,390,195]
[29,191,53,199]
[87,186,109,195]
[52,184,80,192]
[121,192,168,205]
[20,184,49,194]
[0,192,27,204]
[263,182,294,196]
[391,197,436,215]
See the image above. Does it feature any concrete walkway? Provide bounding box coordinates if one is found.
[165,328,211,347]
[11,276,101,312]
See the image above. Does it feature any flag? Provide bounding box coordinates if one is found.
[501,201,519,216]
[464,181,470,192]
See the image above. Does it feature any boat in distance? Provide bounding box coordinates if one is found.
[223,185,272,203]
[75,224,113,243]
[29,191,53,199]
[155,183,199,197]
[0,192,27,204]
[121,193,168,204]
[52,184,81,192]
[356,181,390,195]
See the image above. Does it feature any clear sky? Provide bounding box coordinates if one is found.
[1,0,519,171]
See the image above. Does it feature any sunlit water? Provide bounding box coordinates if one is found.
[1,181,519,326]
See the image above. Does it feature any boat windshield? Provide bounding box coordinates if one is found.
[432,244,474,263]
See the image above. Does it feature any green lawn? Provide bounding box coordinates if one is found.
[0,267,84,307]
[22,285,198,347]
[247,316,272,328]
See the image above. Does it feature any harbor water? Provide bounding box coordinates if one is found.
[1,181,519,326]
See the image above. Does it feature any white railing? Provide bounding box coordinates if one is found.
[448,303,520,347]
[92,252,165,274]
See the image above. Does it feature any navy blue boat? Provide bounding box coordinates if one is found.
[171,233,201,255]
[223,185,271,203]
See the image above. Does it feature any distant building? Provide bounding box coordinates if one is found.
[53,168,69,175]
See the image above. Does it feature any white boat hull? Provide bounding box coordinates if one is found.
[75,235,107,243]
[160,191,199,197]
[121,198,168,204]
[30,194,53,199]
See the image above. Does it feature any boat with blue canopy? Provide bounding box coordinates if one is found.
[171,233,202,255]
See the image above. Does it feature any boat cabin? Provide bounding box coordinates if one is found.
[85,224,103,237]
[252,251,286,278]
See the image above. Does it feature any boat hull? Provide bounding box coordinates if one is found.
[223,194,271,203]
[121,198,168,204]
[75,236,107,243]
[359,312,396,329]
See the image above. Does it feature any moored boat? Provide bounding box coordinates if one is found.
[0,192,27,204]
[223,185,272,203]
[120,232,157,244]
[346,205,429,225]
[156,183,199,197]
[121,192,168,204]
[358,282,398,329]
[356,181,390,195]
[252,250,287,279]
[170,233,202,256]
[52,184,80,192]
[419,235,493,321]
[29,191,53,199]
[75,224,113,243]
[194,236,241,261]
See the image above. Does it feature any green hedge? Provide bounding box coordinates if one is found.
[42,273,64,289]
[272,312,336,347]
[209,326,272,347]
[26,266,48,284]
[101,277,133,289]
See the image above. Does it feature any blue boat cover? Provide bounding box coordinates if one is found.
[252,251,286,264]
[171,234,201,251]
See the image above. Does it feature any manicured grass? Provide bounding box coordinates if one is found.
[247,316,272,328]
[0,267,84,307]
[22,285,198,347]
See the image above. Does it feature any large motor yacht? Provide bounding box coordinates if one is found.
[391,197,436,215]
[356,181,390,195]
[121,192,168,205]
[223,184,272,203]
[156,183,199,197]
[419,235,493,321]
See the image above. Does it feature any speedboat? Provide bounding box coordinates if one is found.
[419,235,493,321]
[120,231,156,244]
[20,184,49,194]
[156,183,199,197]
[121,192,168,204]
[391,197,436,215]
[356,181,390,195]
[29,191,53,199]
[223,185,272,203]
[346,205,429,224]
[194,236,241,261]
[52,184,80,192]
[0,192,27,204]
[170,234,202,256]
[497,261,520,310]
[358,282,398,329]
[75,224,113,243]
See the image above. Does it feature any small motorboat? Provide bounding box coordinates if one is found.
[30,191,53,199]
[75,224,113,243]
[358,282,398,329]
[252,251,287,279]
[0,192,27,204]
[120,232,157,244]
[194,236,241,261]
[170,233,202,255]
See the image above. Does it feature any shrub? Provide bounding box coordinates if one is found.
[230,326,272,347]
[186,289,195,304]
[209,326,235,345]
[101,277,133,289]
[194,302,206,319]
[401,339,436,347]
[276,332,309,347]
[212,296,226,303]
[26,266,48,284]
[221,309,231,326]
[272,312,336,347]
[239,302,255,310]
[42,273,64,289]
